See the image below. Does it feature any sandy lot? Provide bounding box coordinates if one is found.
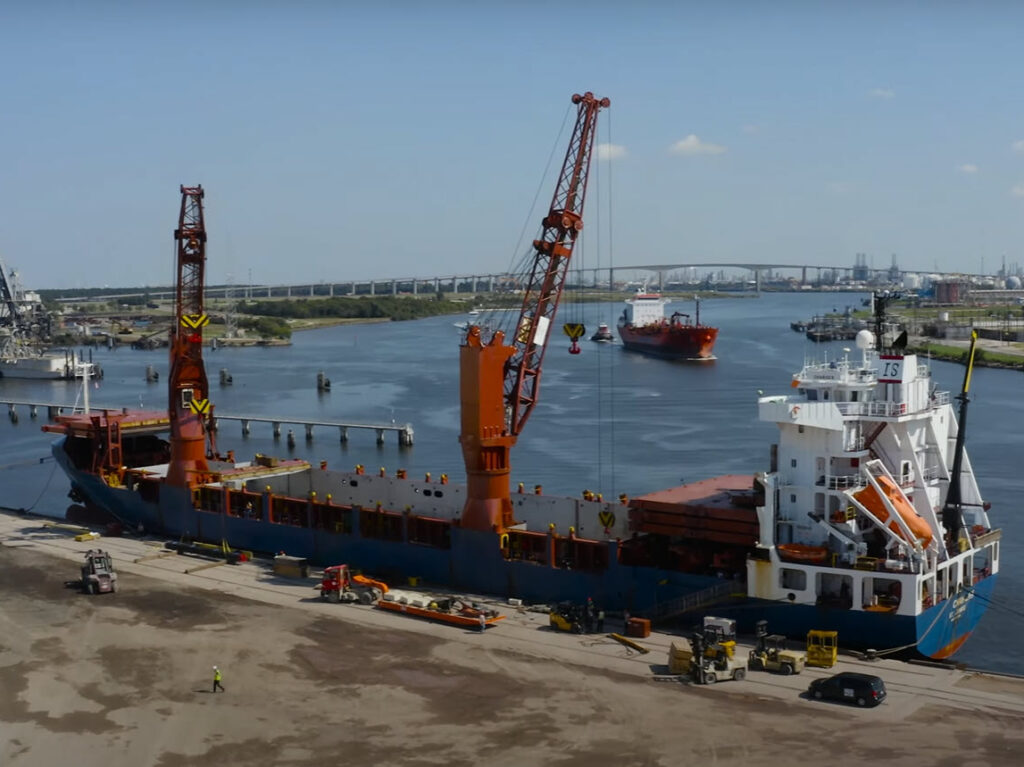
[1,542,1023,767]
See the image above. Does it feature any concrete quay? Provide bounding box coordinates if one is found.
[1,508,1022,767]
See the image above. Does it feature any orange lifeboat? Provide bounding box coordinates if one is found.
[853,476,933,546]
[777,543,829,564]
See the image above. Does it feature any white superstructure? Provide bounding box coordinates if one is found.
[747,328,999,628]
[622,288,670,327]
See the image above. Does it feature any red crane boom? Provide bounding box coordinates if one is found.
[459,92,609,533]
[166,185,214,487]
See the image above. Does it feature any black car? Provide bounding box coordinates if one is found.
[807,672,887,707]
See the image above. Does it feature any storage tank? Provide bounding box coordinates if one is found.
[1006,275,1022,289]
[902,273,922,291]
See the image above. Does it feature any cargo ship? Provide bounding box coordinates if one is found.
[42,97,998,659]
[44,291,999,658]
[616,288,717,359]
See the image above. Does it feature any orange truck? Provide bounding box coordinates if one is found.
[318,564,388,604]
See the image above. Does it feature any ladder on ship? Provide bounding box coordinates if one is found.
[634,580,739,624]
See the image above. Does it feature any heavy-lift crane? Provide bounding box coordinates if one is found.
[458,92,609,534]
[166,185,215,487]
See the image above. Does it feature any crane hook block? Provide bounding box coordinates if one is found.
[569,340,581,355]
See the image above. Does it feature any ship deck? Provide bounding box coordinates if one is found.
[628,475,760,546]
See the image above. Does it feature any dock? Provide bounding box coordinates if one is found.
[2,507,1023,765]
[0,398,414,445]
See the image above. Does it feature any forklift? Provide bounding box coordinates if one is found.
[549,602,587,633]
[748,620,806,675]
[687,629,747,684]
[80,549,118,594]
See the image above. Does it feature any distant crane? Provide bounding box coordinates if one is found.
[458,91,609,533]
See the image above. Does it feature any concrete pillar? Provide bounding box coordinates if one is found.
[376,428,385,445]
[339,426,349,443]
[305,424,314,440]
[242,419,250,436]
[30,405,38,419]
[435,278,441,293]
[755,269,762,293]
[392,280,397,295]
[266,286,271,297]
[609,267,614,292]
[801,266,807,285]
[273,422,281,438]
[488,275,495,292]
[286,286,291,297]
[658,271,664,291]
[452,277,458,294]
[309,284,314,297]
[370,281,375,296]
[412,279,418,295]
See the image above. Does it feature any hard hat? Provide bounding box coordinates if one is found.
[212,665,217,670]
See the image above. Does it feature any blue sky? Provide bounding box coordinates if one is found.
[2,1,1023,289]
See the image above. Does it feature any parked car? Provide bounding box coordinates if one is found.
[807,672,886,707]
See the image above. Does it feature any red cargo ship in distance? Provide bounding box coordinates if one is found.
[616,287,718,359]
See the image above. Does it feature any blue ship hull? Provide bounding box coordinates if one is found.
[56,441,992,658]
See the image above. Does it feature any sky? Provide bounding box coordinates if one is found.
[2,1,1024,290]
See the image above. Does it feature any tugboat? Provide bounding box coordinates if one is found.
[617,288,717,359]
[590,322,614,342]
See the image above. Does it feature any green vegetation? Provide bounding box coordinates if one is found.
[237,295,469,322]
[240,316,292,340]
[910,342,1024,370]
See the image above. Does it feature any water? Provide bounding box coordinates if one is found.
[1,292,1021,673]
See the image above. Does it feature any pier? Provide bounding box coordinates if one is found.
[0,398,413,446]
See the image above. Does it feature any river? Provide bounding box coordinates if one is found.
[1,292,1020,673]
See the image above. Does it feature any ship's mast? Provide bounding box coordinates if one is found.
[941,330,979,547]
[166,185,214,488]
[458,92,609,533]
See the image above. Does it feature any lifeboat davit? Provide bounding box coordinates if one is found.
[853,476,933,547]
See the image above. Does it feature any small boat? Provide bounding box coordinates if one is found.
[377,590,505,629]
[776,543,829,564]
[590,322,614,342]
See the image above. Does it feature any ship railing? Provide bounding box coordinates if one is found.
[634,580,737,622]
[930,391,950,407]
[835,401,908,418]
[818,474,865,490]
[922,465,943,482]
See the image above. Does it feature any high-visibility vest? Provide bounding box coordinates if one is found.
[214,670,222,682]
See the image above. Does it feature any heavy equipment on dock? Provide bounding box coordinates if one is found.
[748,620,806,674]
[80,549,118,594]
[318,564,388,604]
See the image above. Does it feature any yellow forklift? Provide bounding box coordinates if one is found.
[748,620,806,675]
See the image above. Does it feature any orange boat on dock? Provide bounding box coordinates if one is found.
[377,590,505,629]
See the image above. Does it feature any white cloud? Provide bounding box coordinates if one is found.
[868,88,895,99]
[742,124,759,134]
[1013,139,1024,154]
[595,143,626,161]
[957,164,979,174]
[1011,185,1024,198]
[670,134,727,156]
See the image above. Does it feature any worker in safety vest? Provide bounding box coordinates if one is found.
[212,666,225,693]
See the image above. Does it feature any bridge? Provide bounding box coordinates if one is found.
[52,260,988,304]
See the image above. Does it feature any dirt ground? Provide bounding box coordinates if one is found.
[1,544,1023,767]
